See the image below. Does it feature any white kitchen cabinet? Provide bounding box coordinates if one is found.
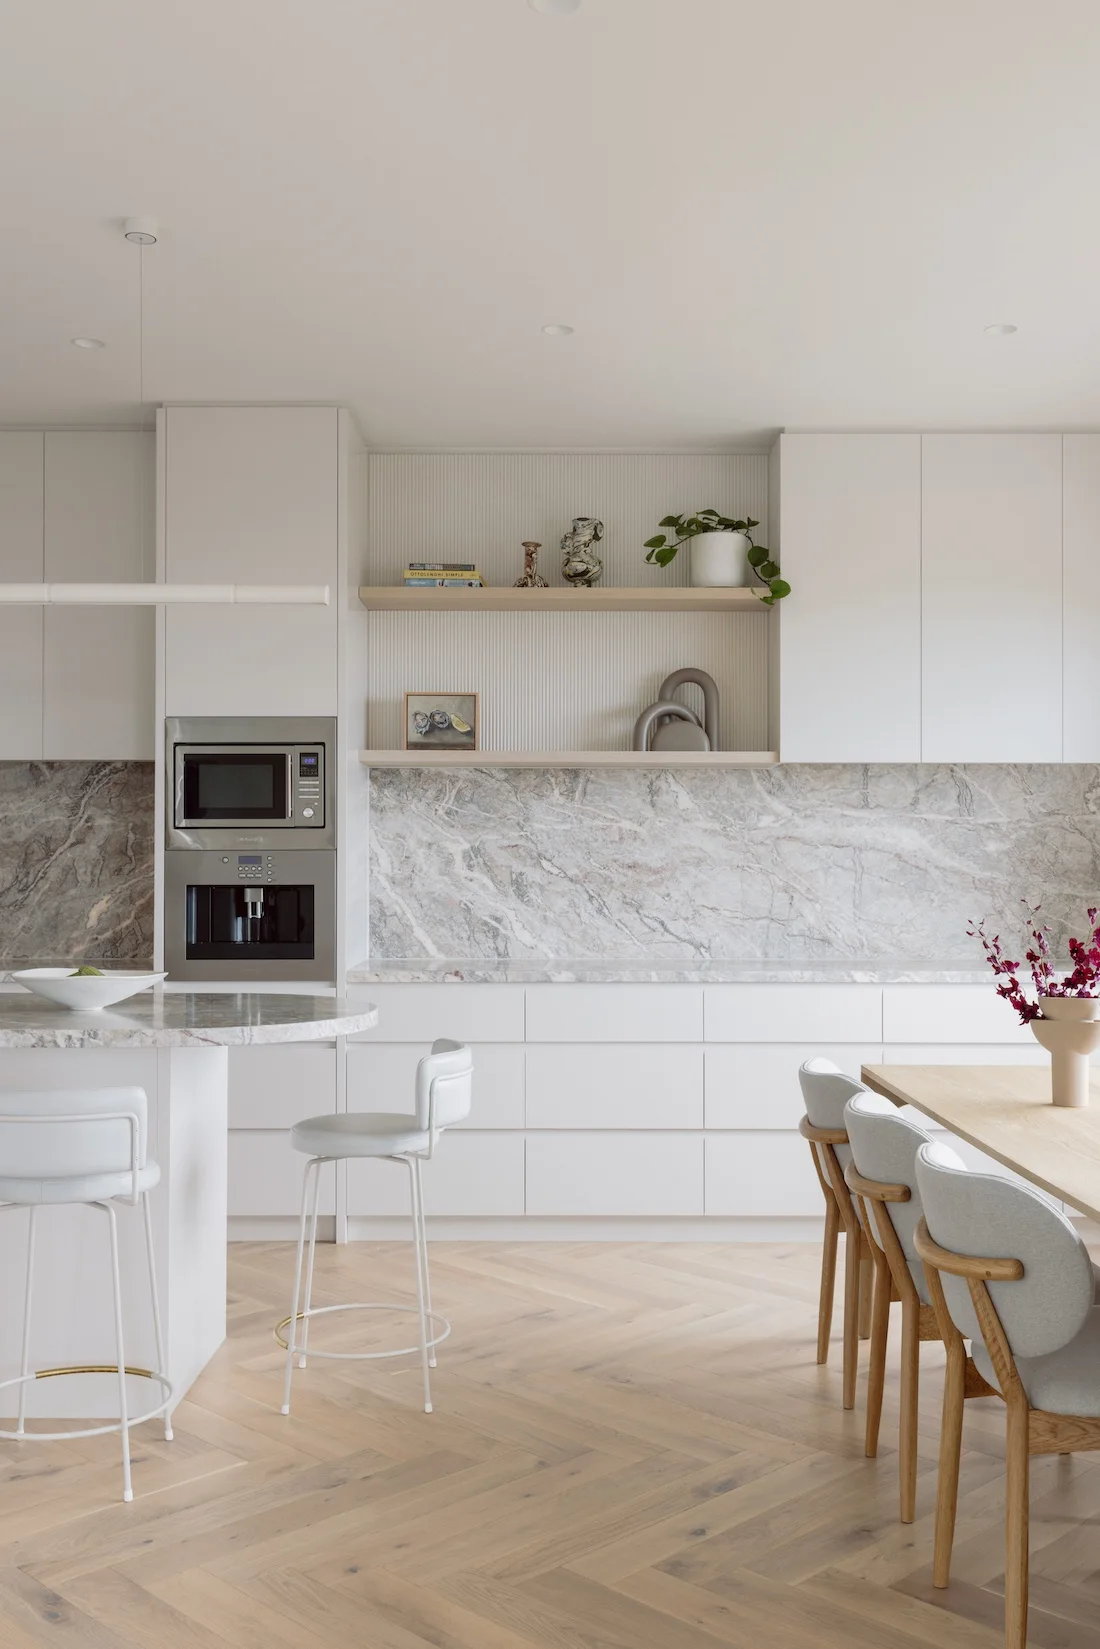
[705,1132,823,1216]
[228,1130,335,1217]
[1062,435,1100,760]
[525,1132,704,1217]
[921,435,1063,761]
[525,984,703,1043]
[347,984,525,1044]
[705,1042,882,1130]
[525,1044,703,1129]
[704,984,882,1043]
[347,1042,524,1129]
[227,1044,337,1129]
[43,433,155,759]
[347,1131,524,1217]
[163,406,339,717]
[0,433,44,758]
[881,985,1032,1044]
[776,434,921,761]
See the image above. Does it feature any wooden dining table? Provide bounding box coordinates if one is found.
[860,1064,1100,1223]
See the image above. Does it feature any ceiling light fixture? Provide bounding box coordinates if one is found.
[71,337,105,349]
[529,0,581,13]
[123,217,158,245]
[984,323,1018,336]
[541,323,574,336]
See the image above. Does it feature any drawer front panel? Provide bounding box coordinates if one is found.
[524,1132,704,1216]
[882,986,1031,1043]
[525,985,703,1044]
[228,1045,336,1129]
[526,1044,703,1129]
[704,985,882,1043]
[346,984,525,1043]
[705,1132,825,1216]
[228,1131,335,1217]
[347,1131,525,1217]
[346,1042,524,1130]
[705,1042,883,1130]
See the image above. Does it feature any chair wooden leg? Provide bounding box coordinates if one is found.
[864,1244,891,1458]
[816,1198,840,1365]
[933,1337,966,1587]
[858,1232,874,1341]
[842,1222,861,1411]
[1004,1400,1030,1649]
[899,1295,920,1523]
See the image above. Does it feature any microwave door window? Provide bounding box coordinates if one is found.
[182,754,288,821]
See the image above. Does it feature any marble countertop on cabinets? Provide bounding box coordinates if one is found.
[0,991,377,1048]
[347,958,996,985]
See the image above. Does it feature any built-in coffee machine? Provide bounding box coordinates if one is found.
[164,717,336,982]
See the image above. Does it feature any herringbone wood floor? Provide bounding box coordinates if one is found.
[2,1239,1100,1647]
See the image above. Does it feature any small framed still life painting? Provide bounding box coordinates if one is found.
[404,691,479,751]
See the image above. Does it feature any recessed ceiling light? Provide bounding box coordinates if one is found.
[541,323,574,336]
[529,0,581,13]
[984,323,1018,336]
[71,337,106,349]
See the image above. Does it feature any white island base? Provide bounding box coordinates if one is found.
[0,992,376,1420]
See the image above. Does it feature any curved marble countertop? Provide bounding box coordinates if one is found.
[0,991,377,1049]
[348,958,996,985]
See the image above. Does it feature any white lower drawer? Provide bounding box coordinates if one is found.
[705,1132,824,1216]
[346,1042,524,1129]
[228,1045,337,1129]
[524,1132,704,1216]
[347,1131,524,1217]
[228,1130,336,1217]
[526,1044,703,1129]
[705,1043,883,1130]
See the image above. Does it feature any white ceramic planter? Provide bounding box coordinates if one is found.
[1030,995,1100,1107]
[690,531,752,588]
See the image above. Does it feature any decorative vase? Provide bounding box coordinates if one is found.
[560,517,604,586]
[690,530,752,588]
[1030,996,1100,1107]
[514,541,548,588]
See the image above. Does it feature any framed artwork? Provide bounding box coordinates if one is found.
[404,692,479,751]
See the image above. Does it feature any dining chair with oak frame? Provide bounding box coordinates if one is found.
[914,1143,1100,1649]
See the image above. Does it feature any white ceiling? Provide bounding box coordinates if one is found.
[3,0,1100,447]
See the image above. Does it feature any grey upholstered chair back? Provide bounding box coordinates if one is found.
[915,1142,1094,1359]
[844,1092,964,1294]
[798,1058,866,1185]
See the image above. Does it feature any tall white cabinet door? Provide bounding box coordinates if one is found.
[43,433,155,759]
[163,407,339,716]
[776,434,920,761]
[0,433,44,758]
[921,435,1062,761]
[1062,435,1100,761]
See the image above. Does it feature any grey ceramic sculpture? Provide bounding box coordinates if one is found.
[632,667,720,752]
[560,517,604,586]
[514,541,548,588]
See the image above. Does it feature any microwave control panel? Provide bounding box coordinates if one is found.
[293,747,324,822]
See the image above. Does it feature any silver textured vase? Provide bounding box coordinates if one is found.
[560,517,604,586]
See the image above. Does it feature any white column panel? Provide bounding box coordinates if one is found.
[526,1044,703,1129]
[44,432,155,759]
[525,1132,704,1216]
[1062,434,1100,761]
[921,435,1063,761]
[0,433,44,758]
[777,434,921,761]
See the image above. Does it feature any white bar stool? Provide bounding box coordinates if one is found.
[0,1087,173,1502]
[280,1039,473,1416]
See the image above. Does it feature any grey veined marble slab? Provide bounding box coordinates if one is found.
[348,958,996,984]
[367,764,1100,963]
[0,991,377,1048]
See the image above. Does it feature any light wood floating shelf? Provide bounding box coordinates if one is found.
[357,585,770,613]
[359,750,779,769]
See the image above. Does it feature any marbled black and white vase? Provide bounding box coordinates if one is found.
[560,517,604,586]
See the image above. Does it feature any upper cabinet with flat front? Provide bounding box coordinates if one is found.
[162,406,339,717]
[920,434,1063,762]
[1062,435,1100,761]
[776,433,921,761]
[0,433,44,759]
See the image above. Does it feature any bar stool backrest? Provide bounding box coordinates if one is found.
[415,1040,473,1133]
[0,1086,149,1181]
[915,1142,1094,1359]
[845,1091,963,1282]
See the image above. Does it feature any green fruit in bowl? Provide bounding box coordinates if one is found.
[70,964,105,977]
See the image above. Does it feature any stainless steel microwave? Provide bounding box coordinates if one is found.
[166,716,336,850]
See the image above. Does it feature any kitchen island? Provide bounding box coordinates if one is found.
[0,991,376,1419]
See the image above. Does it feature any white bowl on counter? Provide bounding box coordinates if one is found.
[11,969,168,1011]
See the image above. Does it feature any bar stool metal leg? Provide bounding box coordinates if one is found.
[282,1155,318,1415]
[16,1206,37,1438]
[141,1193,173,1442]
[299,1158,324,1368]
[406,1157,433,1413]
[103,1201,133,1503]
[414,1157,437,1369]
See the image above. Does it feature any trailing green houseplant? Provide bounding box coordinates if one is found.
[643,511,791,603]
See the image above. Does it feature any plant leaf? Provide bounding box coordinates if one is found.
[658,515,682,528]
[747,547,767,568]
[758,560,779,579]
[643,535,666,549]
[655,544,679,566]
[769,578,791,599]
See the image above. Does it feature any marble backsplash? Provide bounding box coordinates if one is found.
[0,763,154,963]
[368,765,1100,962]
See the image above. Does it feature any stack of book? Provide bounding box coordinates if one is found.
[402,562,485,588]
